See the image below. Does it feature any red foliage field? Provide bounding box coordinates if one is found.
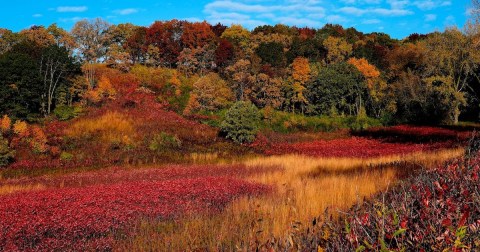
[265,137,456,158]
[359,125,471,142]
[262,126,468,158]
[0,165,270,251]
[3,164,280,189]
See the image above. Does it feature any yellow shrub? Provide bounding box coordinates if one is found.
[13,120,28,137]
[66,112,135,146]
[0,115,11,132]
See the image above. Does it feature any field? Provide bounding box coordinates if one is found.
[1,122,477,251]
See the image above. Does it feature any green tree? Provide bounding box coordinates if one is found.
[255,42,285,67]
[306,62,366,116]
[0,134,14,167]
[0,43,43,119]
[220,101,261,144]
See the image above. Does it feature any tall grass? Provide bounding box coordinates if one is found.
[65,112,135,146]
[0,183,45,195]
[116,148,463,250]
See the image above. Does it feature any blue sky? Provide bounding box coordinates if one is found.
[0,0,473,39]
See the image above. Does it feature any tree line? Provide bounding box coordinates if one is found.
[1,10,480,125]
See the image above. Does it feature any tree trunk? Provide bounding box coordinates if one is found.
[453,106,460,125]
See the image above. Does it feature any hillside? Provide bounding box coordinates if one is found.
[1,5,480,251]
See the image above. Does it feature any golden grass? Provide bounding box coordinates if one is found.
[117,148,464,251]
[65,112,135,145]
[0,183,45,195]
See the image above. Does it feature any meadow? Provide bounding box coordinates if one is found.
[0,120,475,251]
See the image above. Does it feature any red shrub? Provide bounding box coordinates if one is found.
[265,137,456,158]
[0,177,268,251]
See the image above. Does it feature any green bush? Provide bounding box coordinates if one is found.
[220,101,261,144]
[0,135,15,167]
[149,132,182,152]
[54,105,82,121]
[60,151,74,161]
[261,109,382,133]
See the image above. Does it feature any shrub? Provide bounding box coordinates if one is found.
[149,132,182,152]
[54,105,82,121]
[0,135,15,167]
[60,152,74,161]
[12,120,28,137]
[29,126,48,154]
[220,101,261,144]
[0,115,11,133]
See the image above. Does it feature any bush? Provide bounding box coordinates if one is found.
[0,135,15,167]
[261,109,382,133]
[60,151,74,161]
[54,105,82,121]
[220,101,261,144]
[149,132,182,152]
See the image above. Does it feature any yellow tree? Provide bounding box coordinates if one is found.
[184,73,233,114]
[323,36,352,64]
[290,57,311,113]
[221,24,251,58]
[424,28,480,124]
[348,58,394,118]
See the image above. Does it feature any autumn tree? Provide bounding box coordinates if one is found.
[85,75,116,104]
[146,20,183,67]
[215,39,234,68]
[125,26,147,64]
[19,26,55,48]
[181,21,216,49]
[221,24,251,57]
[211,23,227,37]
[47,24,76,52]
[323,36,352,64]
[184,73,233,114]
[226,59,253,101]
[348,57,394,118]
[71,18,111,63]
[105,23,137,70]
[423,28,480,124]
[248,73,284,109]
[288,57,311,113]
[177,45,215,77]
[0,29,20,55]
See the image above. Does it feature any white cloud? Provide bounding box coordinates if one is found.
[32,14,43,18]
[56,6,88,13]
[204,0,327,28]
[425,14,437,21]
[114,8,139,15]
[362,19,381,24]
[339,6,413,16]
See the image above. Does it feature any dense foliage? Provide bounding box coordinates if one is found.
[1,17,479,125]
[220,101,261,144]
[0,164,269,251]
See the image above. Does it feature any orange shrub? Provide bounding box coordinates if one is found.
[0,115,11,132]
[29,126,48,153]
[85,76,117,103]
[13,120,28,138]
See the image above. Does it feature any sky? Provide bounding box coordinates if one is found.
[0,0,474,39]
